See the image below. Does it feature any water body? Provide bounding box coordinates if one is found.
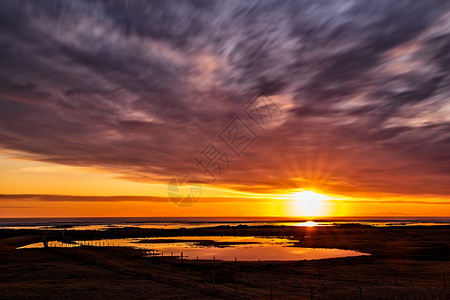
[2,217,449,231]
[19,235,368,261]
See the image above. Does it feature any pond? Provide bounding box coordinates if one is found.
[19,235,369,261]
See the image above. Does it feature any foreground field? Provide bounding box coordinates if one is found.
[0,225,449,299]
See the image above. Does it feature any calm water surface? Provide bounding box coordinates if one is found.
[3,217,450,230]
[19,235,368,261]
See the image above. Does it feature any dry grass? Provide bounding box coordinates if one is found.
[0,225,449,299]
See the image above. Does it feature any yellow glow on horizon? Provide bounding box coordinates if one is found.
[1,152,449,218]
[297,221,317,227]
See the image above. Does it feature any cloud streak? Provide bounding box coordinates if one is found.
[0,194,449,206]
[0,0,449,198]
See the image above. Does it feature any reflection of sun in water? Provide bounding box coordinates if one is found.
[303,220,317,227]
[291,191,331,216]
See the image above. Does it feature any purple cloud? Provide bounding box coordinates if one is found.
[0,0,449,197]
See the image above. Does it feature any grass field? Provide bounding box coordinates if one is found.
[0,225,449,299]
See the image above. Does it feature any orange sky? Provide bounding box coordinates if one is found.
[1,153,448,218]
[1,1,450,218]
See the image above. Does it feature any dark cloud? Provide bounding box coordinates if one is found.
[0,194,268,203]
[0,0,449,198]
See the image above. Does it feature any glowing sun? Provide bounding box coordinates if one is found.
[290,190,331,216]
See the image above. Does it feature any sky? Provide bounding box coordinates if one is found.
[0,0,449,217]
